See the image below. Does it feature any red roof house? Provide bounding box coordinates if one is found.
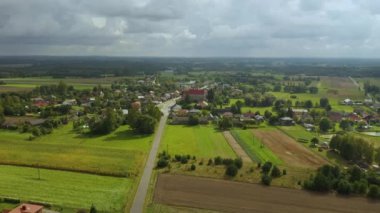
[183,89,207,102]
[7,203,43,213]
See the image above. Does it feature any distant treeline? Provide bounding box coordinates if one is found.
[0,56,380,78]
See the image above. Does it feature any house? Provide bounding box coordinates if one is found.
[222,112,234,118]
[292,109,308,117]
[183,89,207,102]
[122,109,129,115]
[62,99,77,106]
[7,203,43,213]
[328,111,344,122]
[279,117,295,126]
[341,98,353,105]
[303,123,315,131]
[189,109,201,115]
[170,104,182,112]
[346,113,361,122]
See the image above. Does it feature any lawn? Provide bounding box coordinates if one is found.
[230,129,282,164]
[0,124,153,176]
[0,165,132,212]
[160,125,236,159]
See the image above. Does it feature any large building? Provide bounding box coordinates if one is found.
[183,89,207,102]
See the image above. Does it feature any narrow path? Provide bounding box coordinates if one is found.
[223,131,252,163]
[348,76,361,91]
[130,100,174,213]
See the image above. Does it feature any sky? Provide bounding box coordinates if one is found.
[0,0,380,57]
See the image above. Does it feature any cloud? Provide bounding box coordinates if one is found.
[0,0,379,57]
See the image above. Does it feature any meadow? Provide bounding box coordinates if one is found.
[160,125,236,159]
[0,165,132,212]
[0,123,153,176]
[230,129,282,164]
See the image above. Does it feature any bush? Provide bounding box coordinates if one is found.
[190,164,196,171]
[336,179,352,195]
[367,185,380,199]
[261,162,272,174]
[261,174,272,186]
[271,166,281,178]
[225,164,238,177]
[174,154,181,162]
[234,158,243,169]
[282,169,287,175]
[180,156,188,164]
[222,158,234,166]
[214,156,222,165]
[207,158,213,165]
[157,158,169,168]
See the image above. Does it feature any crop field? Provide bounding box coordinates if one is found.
[319,76,364,100]
[0,77,118,91]
[252,129,328,168]
[230,129,282,164]
[0,124,153,176]
[0,165,132,212]
[154,174,380,213]
[160,125,236,159]
[277,125,317,142]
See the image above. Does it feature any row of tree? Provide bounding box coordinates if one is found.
[303,165,380,199]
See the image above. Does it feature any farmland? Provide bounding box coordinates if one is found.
[0,124,153,176]
[230,129,282,164]
[252,129,328,168]
[154,174,380,213]
[160,125,236,159]
[0,77,117,91]
[0,165,132,212]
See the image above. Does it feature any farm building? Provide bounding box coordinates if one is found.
[62,99,77,106]
[183,88,207,102]
[6,203,43,213]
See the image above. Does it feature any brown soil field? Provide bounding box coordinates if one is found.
[223,131,252,163]
[252,129,328,168]
[154,174,380,213]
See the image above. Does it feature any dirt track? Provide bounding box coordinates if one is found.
[252,129,328,168]
[223,131,252,163]
[154,174,380,213]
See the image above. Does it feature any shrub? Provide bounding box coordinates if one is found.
[207,158,213,165]
[222,158,234,166]
[234,158,243,169]
[271,166,281,178]
[282,169,287,175]
[157,158,169,168]
[225,164,238,177]
[214,156,222,165]
[174,155,181,162]
[261,162,272,174]
[180,156,188,164]
[261,174,272,186]
[190,164,196,171]
[367,185,380,199]
[336,179,352,195]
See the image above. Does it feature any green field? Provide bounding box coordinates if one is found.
[160,125,236,159]
[277,125,317,142]
[0,124,153,176]
[0,165,131,212]
[0,77,117,91]
[230,129,282,164]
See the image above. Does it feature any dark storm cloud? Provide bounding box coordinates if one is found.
[0,0,379,57]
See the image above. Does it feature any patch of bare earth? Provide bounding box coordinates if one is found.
[223,131,252,163]
[154,174,380,213]
[252,129,328,168]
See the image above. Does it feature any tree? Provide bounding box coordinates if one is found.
[339,120,352,131]
[304,100,313,108]
[261,162,272,174]
[261,174,272,186]
[157,158,169,168]
[319,98,329,108]
[90,204,97,213]
[271,165,281,178]
[131,115,157,134]
[319,118,331,132]
[218,117,233,130]
[190,164,196,171]
[311,137,319,146]
[234,158,243,169]
[225,164,238,177]
[188,114,199,125]
[367,185,380,199]
[337,179,352,195]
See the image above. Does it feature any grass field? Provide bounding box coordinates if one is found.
[318,76,364,100]
[160,125,236,159]
[0,77,118,91]
[0,165,132,212]
[230,129,282,164]
[0,123,153,176]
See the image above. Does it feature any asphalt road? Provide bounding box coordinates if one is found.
[130,99,175,213]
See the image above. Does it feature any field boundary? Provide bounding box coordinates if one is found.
[229,130,261,162]
[222,131,252,163]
